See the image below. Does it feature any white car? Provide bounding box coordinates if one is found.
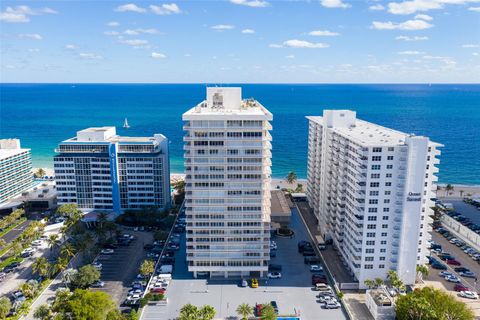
[459,291,479,299]
[91,280,105,288]
[21,247,35,255]
[100,249,114,254]
[310,265,323,272]
[31,240,43,247]
[324,300,341,309]
[92,262,102,270]
[439,271,453,277]
[445,275,460,283]
[267,272,282,279]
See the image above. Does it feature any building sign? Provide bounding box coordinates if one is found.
[109,143,121,215]
[406,192,421,202]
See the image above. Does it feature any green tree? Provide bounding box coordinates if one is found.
[198,305,216,320]
[32,257,51,278]
[172,179,186,194]
[0,297,12,320]
[445,184,454,197]
[56,204,81,219]
[34,168,46,178]
[139,260,155,277]
[387,270,404,290]
[129,309,139,320]
[416,264,430,282]
[259,304,276,320]
[20,280,39,299]
[396,286,474,320]
[236,303,253,320]
[71,265,101,289]
[178,303,199,320]
[459,189,465,198]
[33,304,51,320]
[47,234,60,253]
[0,239,6,248]
[364,279,375,289]
[55,289,117,320]
[286,171,297,184]
[374,278,384,288]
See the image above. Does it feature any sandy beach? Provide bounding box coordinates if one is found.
[34,168,480,198]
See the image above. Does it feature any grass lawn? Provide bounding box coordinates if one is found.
[0,217,27,238]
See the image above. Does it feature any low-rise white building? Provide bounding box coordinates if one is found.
[0,139,33,204]
[306,110,441,287]
[54,127,170,214]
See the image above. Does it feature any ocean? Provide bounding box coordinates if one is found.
[0,83,479,185]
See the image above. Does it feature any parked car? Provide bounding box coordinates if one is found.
[91,280,105,288]
[446,259,461,266]
[454,284,470,292]
[454,267,470,273]
[431,263,447,270]
[439,271,453,277]
[270,301,279,314]
[31,240,43,247]
[91,261,102,270]
[310,265,323,272]
[3,262,21,273]
[303,249,316,257]
[324,300,341,309]
[267,272,282,279]
[460,271,476,278]
[304,257,321,265]
[445,275,461,283]
[315,283,332,292]
[268,264,282,272]
[100,249,114,254]
[459,291,479,300]
[240,279,248,287]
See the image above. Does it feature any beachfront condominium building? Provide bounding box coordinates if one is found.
[306,110,441,288]
[0,139,33,204]
[54,127,170,214]
[183,87,273,278]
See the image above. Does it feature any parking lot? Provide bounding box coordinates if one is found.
[440,199,480,225]
[93,229,153,306]
[141,207,348,320]
[424,230,480,317]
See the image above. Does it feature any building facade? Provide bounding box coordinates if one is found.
[0,139,33,204]
[54,127,170,214]
[183,87,273,278]
[306,110,441,287]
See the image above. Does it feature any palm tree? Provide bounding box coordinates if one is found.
[178,304,199,320]
[32,257,51,278]
[364,279,375,289]
[259,304,276,320]
[236,303,253,320]
[0,296,12,320]
[52,257,68,275]
[0,239,6,248]
[445,184,454,197]
[459,189,465,198]
[34,168,46,178]
[198,305,216,320]
[20,282,36,299]
[374,278,384,288]
[47,234,60,253]
[60,243,76,267]
[416,264,429,282]
[285,171,297,184]
[387,270,405,290]
[33,304,51,320]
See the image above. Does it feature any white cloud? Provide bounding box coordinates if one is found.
[107,21,120,27]
[19,33,43,40]
[282,39,329,48]
[473,52,479,55]
[229,0,269,7]
[104,31,120,36]
[462,44,480,48]
[396,35,429,41]
[369,4,385,10]
[415,14,433,20]
[269,44,283,48]
[371,19,433,30]
[124,28,159,35]
[423,55,457,67]
[469,6,480,11]
[65,44,78,50]
[120,39,149,46]
[211,24,235,30]
[0,5,57,23]
[241,29,256,34]
[79,53,103,60]
[28,48,39,52]
[398,50,425,55]
[387,0,480,15]
[115,3,146,13]
[320,0,351,9]
[150,3,181,15]
[308,30,340,36]
[286,54,295,59]
[151,52,167,59]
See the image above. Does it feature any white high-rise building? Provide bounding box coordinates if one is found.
[0,139,33,204]
[54,127,170,214]
[183,87,273,278]
[306,110,441,287]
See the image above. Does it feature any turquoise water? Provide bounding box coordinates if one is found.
[1,84,479,184]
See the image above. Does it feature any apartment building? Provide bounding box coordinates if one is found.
[306,110,441,287]
[0,139,33,204]
[183,87,273,278]
[54,127,170,214]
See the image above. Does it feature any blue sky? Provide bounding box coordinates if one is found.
[1,0,479,83]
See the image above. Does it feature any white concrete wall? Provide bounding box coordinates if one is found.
[441,215,480,251]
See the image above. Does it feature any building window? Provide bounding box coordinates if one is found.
[365,264,374,269]
[386,173,392,178]
[370,182,380,187]
[383,216,389,220]
[379,264,385,269]
[381,240,387,245]
[369,199,378,204]
[380,249,386,253]
[385,182,392,186]
[371,165,381,170]
[367,216,377,221]
[371,173,380,179]
[387,156,394,160]
[383,208,390,212]
[366,249,374,253]
[372,156,382,161]
[387,165,393,169]
[368,208,378,213]
[365,257,374,261]
[373,147,382,153]
[385,191,391,195]
[366,241,375,245]
[370,191,379,196]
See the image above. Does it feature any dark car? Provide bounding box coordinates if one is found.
[270,301,279,314]
[103,243,118,249]
[446,259,461,266]
[454,284,469,292]
[143,244,154,250]
[3,262,21,273]
[431,263,447,270]
[303,249,316,257]
[298,242,313,253]
[304,257,321,265]
[454,267,470,273]
[268,264,282,272]
[312,274,327,285]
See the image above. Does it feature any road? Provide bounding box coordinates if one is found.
[1,220,33,244]
[0,224,63,298]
